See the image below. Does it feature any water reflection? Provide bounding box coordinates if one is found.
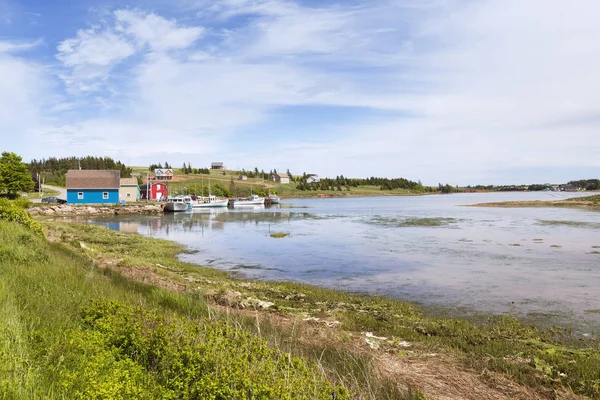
[59,192,600,333]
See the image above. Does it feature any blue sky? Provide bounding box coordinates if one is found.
[1,0,599,185]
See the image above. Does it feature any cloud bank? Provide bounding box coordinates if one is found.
[1,0,599,184]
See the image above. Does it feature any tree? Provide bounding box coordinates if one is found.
[0,152,35,197]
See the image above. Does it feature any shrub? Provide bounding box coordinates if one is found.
[52,300,349,400]
[0,199,43,236]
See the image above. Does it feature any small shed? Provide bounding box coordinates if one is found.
[211,162,225,170]
[274,173,290,184]
[139,182,169,201]
[66,170,120,204]
[239,175,248,181]
[120,178,140,202]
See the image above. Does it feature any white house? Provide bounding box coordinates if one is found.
[306,174,320,184]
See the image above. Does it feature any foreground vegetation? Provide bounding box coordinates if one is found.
[39,222,600,398]
[2,198,600,398]
[0,222,351,398]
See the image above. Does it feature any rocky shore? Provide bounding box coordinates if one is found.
[29,204,164,216]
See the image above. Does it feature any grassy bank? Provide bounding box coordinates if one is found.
[1,212,432,399]
[2,192,600,399]
[33,221,600,399]
[471,194,600,210]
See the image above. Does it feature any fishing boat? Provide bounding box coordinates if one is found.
[165,196,192,212]
[192,179,229,208]
[231,194,265,207]
[268,194,280,204]
[192,195,229,209]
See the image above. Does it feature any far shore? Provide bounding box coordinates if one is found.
[470,194,600,210]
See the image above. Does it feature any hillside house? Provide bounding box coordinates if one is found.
[119,178,140,202]
[66,170,120,204]
[211,162,225,170]
[273,173,290,184]
[239,175,248,181]
[306,174,320,184]
[154,169,173,180]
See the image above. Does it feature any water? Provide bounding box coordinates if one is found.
[64,192,600,333]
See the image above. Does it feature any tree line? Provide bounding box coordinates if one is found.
[28,156,133,186]
[295,174,429,192]
[567,179,600,191]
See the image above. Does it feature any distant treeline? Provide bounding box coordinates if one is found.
[465,179,600,192]
[28,156,133,186]
[295,174,428,192]
[568,179,600,190]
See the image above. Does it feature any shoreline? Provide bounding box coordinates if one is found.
[28,203,164,216]
[36,219,600,399]
[469,198,600,210]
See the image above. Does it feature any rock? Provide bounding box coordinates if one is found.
[243,297,275,309]
[80,242,94,251]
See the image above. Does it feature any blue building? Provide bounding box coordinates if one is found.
[66,170,121,205]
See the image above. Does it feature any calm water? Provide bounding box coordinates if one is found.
[65,192,600,333]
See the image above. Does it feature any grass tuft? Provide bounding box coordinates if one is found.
[270,231,290,238]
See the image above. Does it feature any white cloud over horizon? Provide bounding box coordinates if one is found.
[1,0,599,184]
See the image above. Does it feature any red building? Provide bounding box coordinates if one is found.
[139,182,168,201]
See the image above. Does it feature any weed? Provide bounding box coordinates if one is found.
[270,231,290,238]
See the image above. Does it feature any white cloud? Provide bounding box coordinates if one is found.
[17,0,600,184]
[56,28,135,92]
[0,38,42,53]
[115,9,205,52]
[0,48,50,155]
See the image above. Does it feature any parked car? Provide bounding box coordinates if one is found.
[41,196,67,204]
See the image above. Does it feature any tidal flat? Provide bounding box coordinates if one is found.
[25,219,600,399]
[56,191,600,335]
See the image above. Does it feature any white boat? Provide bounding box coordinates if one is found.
[268,194,280,204]
[192,195,229,209]
[165,196,192,212]
[231,194,265,207]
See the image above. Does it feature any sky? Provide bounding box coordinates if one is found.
[0,0,599,185]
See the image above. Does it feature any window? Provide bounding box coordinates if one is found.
[78,192,84,199]
[126,192,131,197]
[103,192,109,199]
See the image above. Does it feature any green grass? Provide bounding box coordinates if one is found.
[566,194,600,202]
[0,221,355,399]
[20,189,60,200]
[36,221,600,399]
[274,184,426,198]
[270,231,290,238]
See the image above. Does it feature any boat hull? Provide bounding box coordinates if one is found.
[192,199,229,208]
[231,198,265,207]
[165,202,191,212]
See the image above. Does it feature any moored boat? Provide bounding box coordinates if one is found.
[231,194,265,207]
[165,196,192,212]
[268,194,280,204]
[192,195,229,209]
